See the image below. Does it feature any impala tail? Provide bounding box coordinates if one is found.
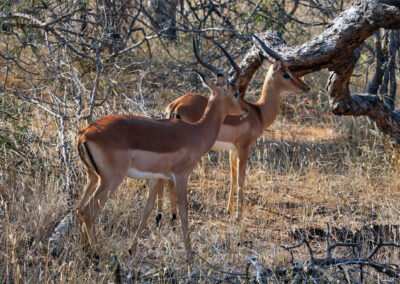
[77,136,99,175]
[166,101,181,119]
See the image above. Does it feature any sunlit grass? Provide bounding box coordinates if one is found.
[2,98,399,282]
[1,35,400,282]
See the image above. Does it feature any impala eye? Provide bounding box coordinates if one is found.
[283,73,290,79]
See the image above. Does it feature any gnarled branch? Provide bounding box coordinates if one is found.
[236,0,400,144]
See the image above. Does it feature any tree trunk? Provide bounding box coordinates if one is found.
[148,0,178,40]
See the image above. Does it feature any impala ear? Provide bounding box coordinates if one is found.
[259,51,274,67]
[258,51,265,62]
[273,60,282,71]
[216,75,227,88]
[196,71,212,90]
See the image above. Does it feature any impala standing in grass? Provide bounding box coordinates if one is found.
[157,35,310,222]
[75,39,248,261]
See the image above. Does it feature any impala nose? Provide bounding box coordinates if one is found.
[240,110,248,120]
[239,100,249,119]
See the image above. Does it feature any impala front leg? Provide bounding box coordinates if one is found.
[130,179,164,258]
[236,147,249,221]
[168,180,178,224]
[156,180,177,226]
[227,148,238,214]
[174,174,193,261]
[156,180,164,225]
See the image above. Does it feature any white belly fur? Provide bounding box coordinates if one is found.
[127,168,170,180]
[212,141,235,151]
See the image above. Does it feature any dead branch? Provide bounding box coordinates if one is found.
[235,0,400,144]
[282,224,400,282]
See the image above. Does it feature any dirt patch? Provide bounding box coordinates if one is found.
[264,124,339,143]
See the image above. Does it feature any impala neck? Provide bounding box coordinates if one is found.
[195,93,226,155]
[255,69,282,128]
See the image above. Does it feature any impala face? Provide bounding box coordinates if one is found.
[266,60,311,95]
[254,34,310,96]
[199,73,248,118]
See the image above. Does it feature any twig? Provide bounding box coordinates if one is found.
[48,212,73,257]
[247,256,266,284]
[193,251,246,277]
[241,0,263,34]
[283,224,400,281]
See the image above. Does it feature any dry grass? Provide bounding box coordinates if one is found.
[1,34,399,282]
[2,98,400,282]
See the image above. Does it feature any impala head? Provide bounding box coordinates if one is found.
[193,38,248,118]
[253,35,310,95]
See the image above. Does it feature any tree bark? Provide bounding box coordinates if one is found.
[233,0,400,144]
[366,30,385,95]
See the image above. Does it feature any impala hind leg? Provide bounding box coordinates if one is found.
[77,175,124,247]
[227,148,238,214]
[129,179,164,257]
[76,169,99,245]
[77,170,99,211]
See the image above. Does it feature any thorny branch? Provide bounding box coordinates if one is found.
[281,224,400,281]
[106,225,400,283]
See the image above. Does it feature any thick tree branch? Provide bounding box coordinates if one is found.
[236,0,400,144]
[250,0,400,75]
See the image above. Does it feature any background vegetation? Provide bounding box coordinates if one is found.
[1,0,399,282]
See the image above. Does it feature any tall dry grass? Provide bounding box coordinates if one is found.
[1,38,400,282]
[2,94,400,282]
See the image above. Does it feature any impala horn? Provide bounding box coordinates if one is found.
[193,38,241,85]
[213,40,241,85]
[252,34,285,62]
[193,38,225,77]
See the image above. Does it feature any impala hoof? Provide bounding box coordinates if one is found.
[155,213,163,225]
[170,213,177,231]
[91,252,100,265]
[171,213,177,224]
[186,250,194,263]
[129,243,138,258]
[84,247,100,264]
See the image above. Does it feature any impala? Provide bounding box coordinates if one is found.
[75,38,248,261]
[157,35,310,222]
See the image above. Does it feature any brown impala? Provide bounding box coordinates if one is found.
[157,35,310,222]
[76,39,248,261]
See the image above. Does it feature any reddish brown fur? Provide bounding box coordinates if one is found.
[161,59,310,220]
[76,74,248,261]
